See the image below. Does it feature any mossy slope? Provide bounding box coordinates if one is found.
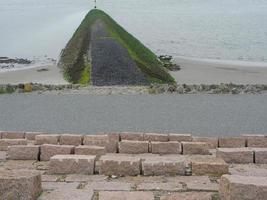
[59,9,175,85]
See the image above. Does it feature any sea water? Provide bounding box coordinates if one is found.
[0,0,266,62]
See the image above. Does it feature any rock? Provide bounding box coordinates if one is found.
[99,154,141,176]
[0,131,25,139]
[74,145,106,157]
[40,144,74,161]
[59,134,83,146]
[144,133,168,142]
[0,170,42,200]
[0,139,27,151]
[24,83,33,92]
[219,137,246,148]
[48,155,96,174]
[151,141,181,154]
[120,132,144,141]
[216,148,254,164]
[191,157,229,176]
[142,156,186,176]
[119,140,149,154]
[254,148,267,164]
[193,137,218,149]
[182,142,210,155]
[98,191,154,200]
[220,175,267,200]
[168,133,192,142]
[35,134,60,145]
[7,145,40,160]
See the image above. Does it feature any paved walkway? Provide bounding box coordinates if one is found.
[0,93,267,136]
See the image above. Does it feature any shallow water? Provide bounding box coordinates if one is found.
[0,0,267,62]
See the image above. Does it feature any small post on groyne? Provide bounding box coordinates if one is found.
[94,0,97,9]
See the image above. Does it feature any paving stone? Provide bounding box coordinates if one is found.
[254,148,267,164]
[49,154,96,174]
[219,137,246,148]
[35,134,60,145]
[75,145,106,157]
[151,141,181,154]
[85,181,132,191]
[120,132,144,141]
[25,132,45,140]
[229,164,267,177]
[161,192,214,200]
[216,148,254,164]
[41,174,59,182]
[0,139,27,151]
[137,182,183,191]
[39,189,94,200]
[220,174,267,200]
[142,156,186,176]
[59,134,83,146]
[0,170,42,200]
[99,191,154,200]
[42,182,80,190]
[144,133,168,142]
[242,134,267,147]
[65,174,107,182]
[40,144,74,161]
[83,135,117,153]
[182,142,210,155]
[7,145,40,160]
[191,157,229,176]
[119,140,149,154]
[99,154,141,176]
[0,131,25,139]
[168,133,193,142]
[193,137,218,149]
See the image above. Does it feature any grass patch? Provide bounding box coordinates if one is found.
[0,86,15,94]
[59,9,175,84]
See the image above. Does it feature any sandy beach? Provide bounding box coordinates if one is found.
[0,64,67,85]
[1,57,267,85]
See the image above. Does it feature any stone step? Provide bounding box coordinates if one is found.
[242,134,267,148]
[182,142,210,155]
[168,133,193,142]
[119,140,149,154]
[120,132,144,141]
[193,137,218,149]
[254,148,267,164]
[151,141,181,154]
[59,134,83,146]
[99,191,154,200]
[83,135,117,153]
[218,137,246,148]
[216,148,254,164]
[40,144,74,161]
[144,133,168,142]
[0,131,25,139]
[35,134,60,145]
[0,170,42,200]
[25,132,44,141]
[74,145,106,157]
[0,139,27,151]
[7,145,40,160]
[220,175,267,200]
[48,155,96,175]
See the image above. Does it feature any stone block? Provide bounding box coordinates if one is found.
[161,192,213,200]
[220,175,267,200]
[119,140,149,154]
[142,156,186,176]
[7,145,40,160]
[40,144,74,161]
[35,134,59,145]
[85,181,132,191]
[83,135,117,153]
[99,191,154,200]
[168,133,193,142]
[193,137,218,149]
[0,139,27,151]
[182,142,210,155]
[59,134,83,146]
[75,145,106,157]
[120,132,144,141]
[191,157,229,176]
[99,154,141,176]
[39,189,94,200]
[151,141,181,154]
[48,155,96,174]
[242,134,267,148]
[137,182,183,191]
[144,133,168,142]
[219,137,246,148]
[25,132,44,140]
[216,148,254,164]
[254,148,267,164]
[0,170,42,200]
[0,131,25,139]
